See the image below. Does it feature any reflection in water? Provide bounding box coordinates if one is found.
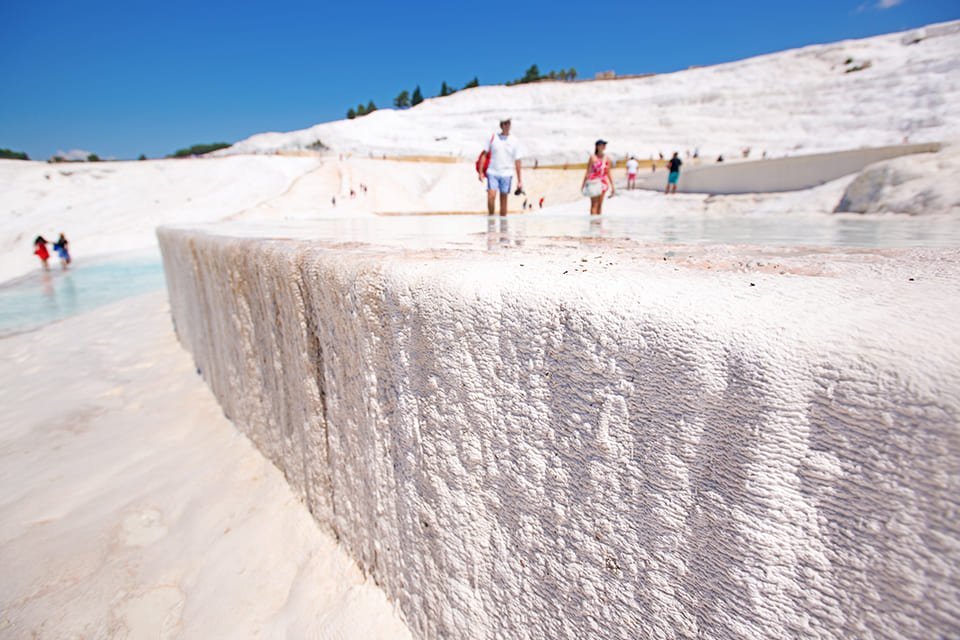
[486,216,497,250]
[229,209,960,252]
[485,216,524,250]
[59,273,79,316]
[476,209,960,255]
[41,272,55,300]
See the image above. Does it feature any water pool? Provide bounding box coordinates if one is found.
[0,254,165,337]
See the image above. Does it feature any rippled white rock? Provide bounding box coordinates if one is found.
[158,223,960,639]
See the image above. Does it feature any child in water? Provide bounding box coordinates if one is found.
[53,233,71,267]
[34,236,50,270]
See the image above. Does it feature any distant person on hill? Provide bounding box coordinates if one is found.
[665,151,682,195]
[33,235,50,270]
[581,139,615,216]
[477,118,523,216]
[626,156,640,190]
[53,233,71,267]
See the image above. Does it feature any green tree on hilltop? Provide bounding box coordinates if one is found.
[463,77,479,89]
[169,142,230,158]
[0,148,29,160]
[348,101,377,119]
[439,81,455,97]
[522,64,541,83]
[394,90,411,108]
[411,85,424,106]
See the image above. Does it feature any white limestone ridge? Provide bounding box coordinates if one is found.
[158,226,960,640]
[222,21,960,162]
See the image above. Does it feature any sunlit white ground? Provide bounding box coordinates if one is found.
[0,292,412,639]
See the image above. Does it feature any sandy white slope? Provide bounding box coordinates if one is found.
[0,155,317,282]
[223,22,960,162]
[0,292,412,639]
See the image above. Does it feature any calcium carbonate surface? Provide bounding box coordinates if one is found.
[158,223,959,640]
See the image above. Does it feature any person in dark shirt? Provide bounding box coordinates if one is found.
[665,152,682,194]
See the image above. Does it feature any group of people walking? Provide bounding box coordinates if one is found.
[476,119,683,217]
[33,233,70,270]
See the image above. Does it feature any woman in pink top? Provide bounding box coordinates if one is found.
[581,139,615,216]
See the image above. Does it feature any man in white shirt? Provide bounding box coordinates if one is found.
[626,156,640,190]
[478,118,523,216]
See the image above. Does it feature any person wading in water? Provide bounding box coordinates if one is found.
[581,139,615,216]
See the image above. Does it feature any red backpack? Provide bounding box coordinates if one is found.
[476,134,494,177]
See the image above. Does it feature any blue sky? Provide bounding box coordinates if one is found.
[1,0,957,160]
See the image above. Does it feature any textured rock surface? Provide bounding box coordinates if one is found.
[835,144,960,214]
[158,227,960,639]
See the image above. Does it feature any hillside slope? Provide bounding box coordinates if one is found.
[224,22,960,163]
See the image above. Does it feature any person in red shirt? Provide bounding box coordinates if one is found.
[34,235,50,270]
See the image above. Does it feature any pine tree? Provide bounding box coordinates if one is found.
[366,100,377,114]
[463,77,479,89]
[394,90,410,108]
[411,85,424,106]
[440,81,455,97]
[138,154,147,161]
[522,64,541,83]
[347,107,356,119]
[568,67,577,80]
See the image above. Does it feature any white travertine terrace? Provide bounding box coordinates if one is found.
[158,225,959,639]
[633,143,941,194]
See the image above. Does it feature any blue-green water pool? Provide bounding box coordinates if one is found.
[0,255,165,337]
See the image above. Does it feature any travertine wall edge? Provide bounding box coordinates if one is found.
[158,227,959,639]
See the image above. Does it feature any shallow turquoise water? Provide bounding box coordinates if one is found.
[0,255,165,337]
